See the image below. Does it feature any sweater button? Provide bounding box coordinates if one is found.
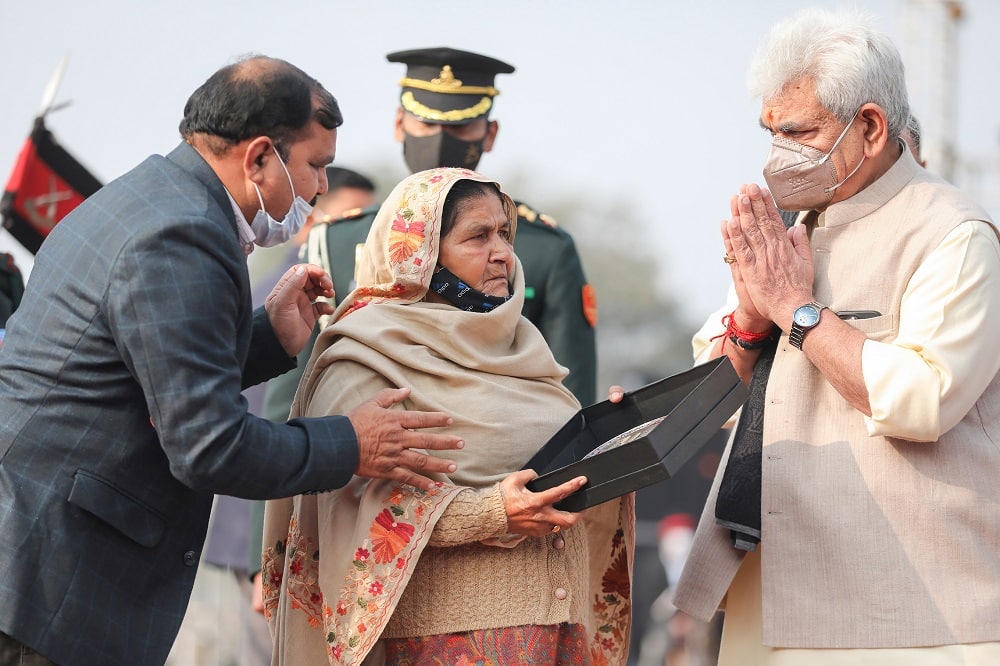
[183,550,198,567]
[554,588,568,600]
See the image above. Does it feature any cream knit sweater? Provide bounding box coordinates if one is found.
[382,485,592,638]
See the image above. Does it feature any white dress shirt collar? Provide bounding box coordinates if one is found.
[225,190,256,256]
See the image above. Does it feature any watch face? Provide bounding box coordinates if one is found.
[793,305,821,327]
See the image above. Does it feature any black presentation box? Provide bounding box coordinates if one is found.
[524,356,748,512]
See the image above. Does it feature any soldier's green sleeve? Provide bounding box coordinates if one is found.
[248,499,265,578]
[261,326,316,422]
[535,234,597,405]
[261,210,376,424]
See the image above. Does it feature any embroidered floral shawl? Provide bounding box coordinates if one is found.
[262,168,634,665]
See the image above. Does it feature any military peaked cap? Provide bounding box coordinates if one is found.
[386,47,515,125]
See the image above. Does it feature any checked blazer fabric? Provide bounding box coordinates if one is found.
[0,142,359,666]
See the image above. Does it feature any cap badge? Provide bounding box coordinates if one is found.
[432,65,462,89]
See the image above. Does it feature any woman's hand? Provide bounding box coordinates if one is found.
[499,469,586,537]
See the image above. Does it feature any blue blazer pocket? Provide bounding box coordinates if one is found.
[68,470,167,548]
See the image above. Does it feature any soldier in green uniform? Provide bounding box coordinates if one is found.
[263,46,597,421]
[259,168,376,422]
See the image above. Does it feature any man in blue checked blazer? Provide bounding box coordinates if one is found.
[0,56,462,666]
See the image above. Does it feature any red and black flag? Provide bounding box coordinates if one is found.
[1,117,102,254]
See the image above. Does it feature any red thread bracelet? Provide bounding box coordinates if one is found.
[711,312,777,352]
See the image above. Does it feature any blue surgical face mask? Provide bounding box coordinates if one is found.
[250,146,312,247]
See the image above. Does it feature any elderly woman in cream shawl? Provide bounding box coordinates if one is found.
[263,168,633,665]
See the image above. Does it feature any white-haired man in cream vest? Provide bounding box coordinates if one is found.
[674,8,1000,664]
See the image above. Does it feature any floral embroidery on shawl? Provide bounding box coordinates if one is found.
[264,483,462,665]
[262,515,323,625]
[387,214,425,265]
[338,168,484,320]
[326,484,460,663]
[590,525,632,664]
[369,508,416,563]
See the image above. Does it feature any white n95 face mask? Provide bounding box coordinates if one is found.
[250,145,312,247]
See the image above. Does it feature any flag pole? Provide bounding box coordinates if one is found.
[2,53,100,254]
[38,54,71,119]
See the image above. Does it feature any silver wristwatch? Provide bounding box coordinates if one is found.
[789,301,827,350]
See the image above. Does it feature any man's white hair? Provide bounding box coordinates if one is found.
[748,8,910,137]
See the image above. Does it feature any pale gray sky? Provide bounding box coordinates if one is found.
[2,0,997,326]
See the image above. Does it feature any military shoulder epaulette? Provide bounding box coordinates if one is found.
[337,207,366,221]
[319,204,378,226]
[515,202,558,229]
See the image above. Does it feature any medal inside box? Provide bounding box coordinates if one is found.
[524,356,748,511]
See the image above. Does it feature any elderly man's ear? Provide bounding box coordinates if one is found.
[859,104,892,158]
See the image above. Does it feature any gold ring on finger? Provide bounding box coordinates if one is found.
[723,254,737,264]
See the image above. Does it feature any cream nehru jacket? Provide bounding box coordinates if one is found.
[674,148,1000,648]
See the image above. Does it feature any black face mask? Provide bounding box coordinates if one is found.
[403,131,485,172]
[429,265,511,313]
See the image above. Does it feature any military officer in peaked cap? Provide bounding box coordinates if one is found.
[261,46,597,422]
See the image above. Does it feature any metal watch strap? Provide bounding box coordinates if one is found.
[789,300,826,350]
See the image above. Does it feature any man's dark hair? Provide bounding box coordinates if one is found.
[327,166,375,194]
[179,55,343,157]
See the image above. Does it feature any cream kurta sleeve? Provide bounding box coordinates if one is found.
[692,287,738,363]
[693,221,1000,442]
[862,220,1000,440]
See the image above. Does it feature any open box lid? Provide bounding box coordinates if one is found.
[524,356,748,511]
